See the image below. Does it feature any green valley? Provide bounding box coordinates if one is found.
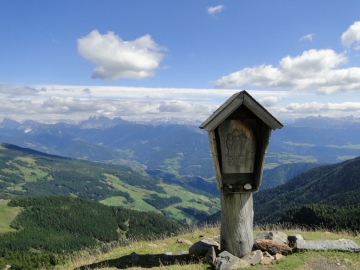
[0,143,220,224]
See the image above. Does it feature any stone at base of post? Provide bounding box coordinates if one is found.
[220,192,254,258]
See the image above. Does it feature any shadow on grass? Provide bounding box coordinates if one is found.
[76,253,212,269]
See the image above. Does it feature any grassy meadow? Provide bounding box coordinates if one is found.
[57,224,360,270]
[264,151,318,170]
[100,172,220,224]
[0,199,20,233]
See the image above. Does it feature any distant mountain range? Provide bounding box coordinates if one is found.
[1,115,360,180]
[288,115,360,128]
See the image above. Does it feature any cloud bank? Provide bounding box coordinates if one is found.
[0,84,39,95]
[1,85,360,123]
[78,30,165,80]
[0,97,217,123]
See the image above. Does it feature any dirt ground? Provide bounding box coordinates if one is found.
[300,257,354,270]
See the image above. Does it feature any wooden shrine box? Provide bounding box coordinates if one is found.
[200,90,283,193]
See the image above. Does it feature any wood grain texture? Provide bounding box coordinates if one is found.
[220,191,254,257]
[253,126,272,188]
[200,92,244,131]
[208,131,223,189]
[219,120,256,174]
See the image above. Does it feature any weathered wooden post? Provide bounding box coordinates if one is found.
[199,90,283,257]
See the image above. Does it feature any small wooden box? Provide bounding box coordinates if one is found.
[200,91,283,193]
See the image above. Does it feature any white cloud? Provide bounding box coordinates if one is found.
[300,34,315,41]
[37,98,215,122]
[78,30,165,80]
[341,21,360,48]
[0,84,39,95]
[207,5,224,15]
[214,49,360,94]
[264,101,360,121]
[158,100,194,112]
[82,88,91,95]
[259,96,282,107]
[3,84,360,123]
[281,102,360,115]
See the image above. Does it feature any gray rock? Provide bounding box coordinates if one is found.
[242,250,263,265]
[216,251,250,270]
[296,239,360,252]
[130,252,139,262]
[229,259,250,269]
[261,257,273,265]
[262,251,274,259]
[254,231,288,244]
[164,252,173,256]
[189,238,220,257]
[288,234,304,247]
[205,246,217,265]
[176,250,186,255]
[216,251,234,269]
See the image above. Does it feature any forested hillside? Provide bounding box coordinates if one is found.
[254,156,360,224]
[0,143,220,224]
[279,204,360,232]
[260,162,321,190]
[0,196,180,269]
[200,156,360,232]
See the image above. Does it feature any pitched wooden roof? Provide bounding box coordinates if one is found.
[199,90,283,131]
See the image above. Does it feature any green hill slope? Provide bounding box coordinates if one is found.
[261,162,321,190]
[279,203,360,232]
[200,156,360,231]
[254,156,360,224]
[0,143,220,224]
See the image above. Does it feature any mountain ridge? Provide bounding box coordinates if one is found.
[2,115,360,180]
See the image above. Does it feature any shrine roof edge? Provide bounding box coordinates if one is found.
[199,90,283,131]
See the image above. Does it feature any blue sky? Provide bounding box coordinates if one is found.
[1,1,360,123]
